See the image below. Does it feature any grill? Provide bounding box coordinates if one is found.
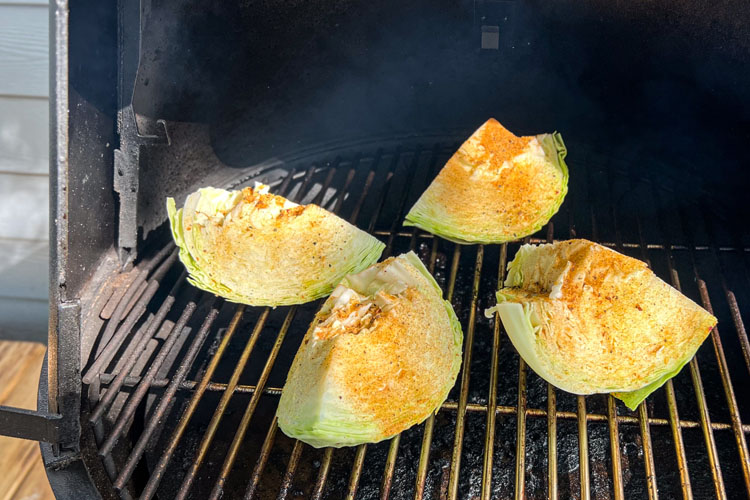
[1,0,749,498]
[67,142,749,499]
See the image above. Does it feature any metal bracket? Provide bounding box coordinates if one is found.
[0,407,62,443]
[113,106,169,268]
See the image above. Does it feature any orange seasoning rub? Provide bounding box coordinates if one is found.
[166,184,384,307]
[405,118,568,244]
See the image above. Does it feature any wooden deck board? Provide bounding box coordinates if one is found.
[0,340,54,500]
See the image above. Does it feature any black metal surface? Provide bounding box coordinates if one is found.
[0,406,62,443]
[63,0,118,297]
[39,358,106,500]
[130,0,750,218]
[118,0,750,251]
[114,0,171,266]
[1,0,120,459]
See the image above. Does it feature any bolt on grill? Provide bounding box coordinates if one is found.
[81,142,750,499]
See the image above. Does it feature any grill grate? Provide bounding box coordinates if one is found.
[81,142,750,499]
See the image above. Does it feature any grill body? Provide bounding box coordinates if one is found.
[9,0,750,498]
[65,143,750,500]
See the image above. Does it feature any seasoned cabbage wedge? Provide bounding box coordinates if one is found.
[277,252,462,448]
[485,239,717,410]
[404,118,568,244]
[167,184,385,306]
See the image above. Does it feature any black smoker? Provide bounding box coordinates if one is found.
[1,0,749,498]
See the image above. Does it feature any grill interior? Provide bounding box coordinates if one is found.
[81,139,750,499]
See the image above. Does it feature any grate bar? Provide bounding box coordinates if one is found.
[244,416,279,500]
[547,385,558,499]
[574,164,593,500]
[333,167,358,213]
[312,165,338,205]
[681,205,750,497]
[665,381,695,499]
[514,359,528,500]
[311,448,334,500]
[83,249,178,384]
[481,243,507,500]
[686,211,750,495]
[688,355,727,500]
[207,307,297,500]
[347,444,368,500]
[278,440,305,500]
[448,245,484,500]
[367,151,399,233]
[95,243,174,342]
[348,155,379,224]
[140,305,246,500]
[607,396,625,500]
[112,299,222,491]
[699,204,750,380]
[92,372,750,432]
[123,280,149,318]
[414,413,436,499]
[726,291,750,377]
[276,166,298,196]
[666,261,726,498]
[293,164,319,202]
[97,288,198,457]
[380,434,401,500]
[667,255,723,500]
[696,281,750,494]
[415,241,461,499]
[638,402,659,500]
[383,147,422,256]
[381,435,401,500]
[578,396,591,500]
[371,231,750,253]
[89,272,187,423]
[174,307,272,500]
[99,268,139,320]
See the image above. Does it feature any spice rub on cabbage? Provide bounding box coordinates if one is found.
[277,252,462,448]
[486,239,717,410]
[404,118,569,244]
[167,183,385,306]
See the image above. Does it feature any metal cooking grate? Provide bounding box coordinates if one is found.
[82,142,750,499]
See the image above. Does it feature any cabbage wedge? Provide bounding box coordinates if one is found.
[485,239,717,410]
[404,118,568,244]
[167,184,385,306]
[277,252,462,448]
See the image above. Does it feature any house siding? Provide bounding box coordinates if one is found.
[0,1,50,342]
